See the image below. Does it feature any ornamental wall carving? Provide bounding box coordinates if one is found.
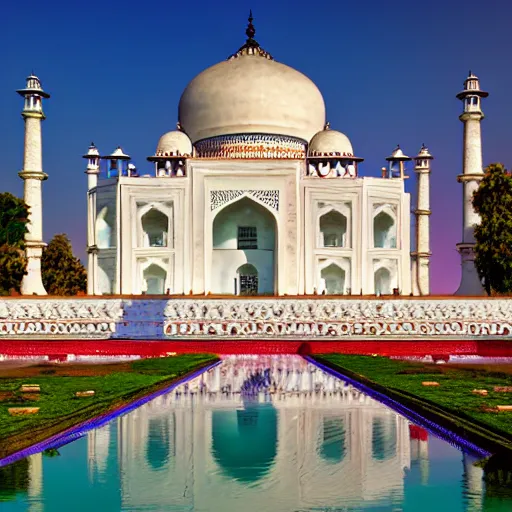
[1,298,512,340]
[0,300,124,338]
[162,299,512,338]
[196,134,306,159]
[210,190,279,212]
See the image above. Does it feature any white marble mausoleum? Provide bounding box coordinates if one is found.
[15,14,490,301]
[83,15,434,298]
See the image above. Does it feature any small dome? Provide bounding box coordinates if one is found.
[83,142,100,158]
[105,146,130,160]
[386,145,411,162]
[415,144,433,160]
[156,130,193,157]
[308,126,354,157]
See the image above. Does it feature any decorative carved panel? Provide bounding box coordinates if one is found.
[210,190,279,212]
[1,298,512,340]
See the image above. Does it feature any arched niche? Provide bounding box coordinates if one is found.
[319,210,347,248]
[319,416,346,464]
[237,263,258,295]
[211,196,277,295]
[97,262,112,294]
[141,208,169,248]
[374,267,391,295]
[211,404,278,483]
[143,263,167,294]
[212,197,276,250]
[373,207,397,249]
[146,416,173,471]
[321,263,346,295]
[96,206,114,248]
[372,416,397,462]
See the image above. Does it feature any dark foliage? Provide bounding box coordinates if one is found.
[0,193,29,295]
[41,234,87,295]
[473,163,512,295]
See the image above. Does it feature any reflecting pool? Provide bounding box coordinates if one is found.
[1,355,511,511]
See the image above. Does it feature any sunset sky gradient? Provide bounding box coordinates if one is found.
[1,0,511,294]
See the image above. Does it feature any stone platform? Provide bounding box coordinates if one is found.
[0,297,511,340]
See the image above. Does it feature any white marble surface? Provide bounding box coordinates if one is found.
[0,297,511,340]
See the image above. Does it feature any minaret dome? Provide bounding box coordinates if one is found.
[16,74,50,118]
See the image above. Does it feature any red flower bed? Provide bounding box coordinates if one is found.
[0,339,511,358]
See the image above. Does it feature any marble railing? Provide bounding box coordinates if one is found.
[0,297,511,340]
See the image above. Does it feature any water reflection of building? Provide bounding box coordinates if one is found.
[115,356,414,511]
[410,424,429,485]
[463,452,484,512]
[87,424,111,481]
[0,453,42,511]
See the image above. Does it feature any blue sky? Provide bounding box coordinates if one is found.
[1,0,511,293]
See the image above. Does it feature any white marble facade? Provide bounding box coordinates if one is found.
[85,17,420,298]
[87,163,411,297]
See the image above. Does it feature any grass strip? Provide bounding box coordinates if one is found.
[0,354,217,459]
[314,354,512,456]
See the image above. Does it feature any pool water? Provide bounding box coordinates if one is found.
[1,355,511,512]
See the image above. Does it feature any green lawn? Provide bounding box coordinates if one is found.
[315,354,512,451]
[0,354,217,458]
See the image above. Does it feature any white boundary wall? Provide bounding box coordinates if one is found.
[0,297,511,340]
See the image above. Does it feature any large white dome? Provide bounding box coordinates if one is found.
[178,25,326,144]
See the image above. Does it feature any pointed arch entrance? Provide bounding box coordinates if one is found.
[211,196,277,295]
[237,263,258,295]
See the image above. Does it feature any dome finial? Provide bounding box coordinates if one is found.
[246,9,256,40]
[324,122,330,130]
[228,10,273,60]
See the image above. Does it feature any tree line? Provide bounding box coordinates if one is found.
[0,192,86,296]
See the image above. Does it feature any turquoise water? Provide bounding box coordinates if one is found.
[1,355,511,512]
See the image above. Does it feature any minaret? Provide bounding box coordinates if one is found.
[17,75,50,295]
[412,145,433,296]
[84,143,100,295]
[84,142,100,190]
[455,72,488,296]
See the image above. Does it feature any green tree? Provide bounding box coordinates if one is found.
[0,245,27,296]
[41,234,87,295]
[0,192,29,295]
[473,163,512,295]
[0,192,29,246]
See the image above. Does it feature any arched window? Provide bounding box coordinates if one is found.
[146,417,172,471]
[319,417,346,464]
[321,263,346,294]
[96,207,113,248]
[319,210,347,248]
[372,416,397,461]
[375,267,391,295]
[237,263,258,295]
[141,209,169,247]
[143,264,167,294]
[373,211,396,248]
